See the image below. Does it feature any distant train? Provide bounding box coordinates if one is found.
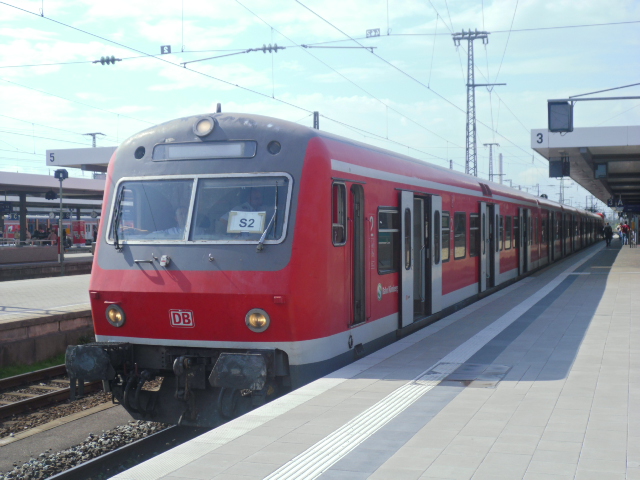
[66,112,604,427]
[2,216,99,246]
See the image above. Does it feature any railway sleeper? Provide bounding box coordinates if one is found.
[66,342,291,427]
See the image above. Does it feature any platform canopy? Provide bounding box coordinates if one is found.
[531,126,640,210]
[45,146,116,173]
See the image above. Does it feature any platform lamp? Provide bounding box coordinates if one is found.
[54,169,68,275]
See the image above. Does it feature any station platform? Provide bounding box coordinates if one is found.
[0,251,93,282]
[0,274,92,366]
[112,241,639,480]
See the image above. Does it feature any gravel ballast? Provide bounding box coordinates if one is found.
[0,420,168,480]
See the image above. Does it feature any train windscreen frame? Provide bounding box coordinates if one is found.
[106,173,293,246]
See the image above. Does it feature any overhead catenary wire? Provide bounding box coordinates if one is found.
[492,0,520,84]
[294,0,542,166]
[234,0,464,151]
[0,2,464,167]
[0,1,623,177]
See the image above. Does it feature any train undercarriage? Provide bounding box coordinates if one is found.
[66,343,290,427]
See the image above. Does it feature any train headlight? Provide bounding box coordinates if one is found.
[245,309,270,332]
[105,304,126,327]
[193,117,215,137]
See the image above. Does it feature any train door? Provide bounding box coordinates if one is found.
[351,184,366,325]
[400,192,441,327]
[430,196,442,314]
[483,204,499,288]
[480,202,487,292]
[413,197,426,318]
[547,212,552,264]
[528,212,534,269]
[400,191,413,327]
[519,208,526,273]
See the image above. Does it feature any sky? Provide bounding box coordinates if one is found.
[0,0,639,214]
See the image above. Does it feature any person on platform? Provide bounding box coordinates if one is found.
[603,223,613,247]
[47,228,58,246]
[621,222,630,246]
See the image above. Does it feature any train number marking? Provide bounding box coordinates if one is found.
[227,211,266,233]
[170,310,195,328]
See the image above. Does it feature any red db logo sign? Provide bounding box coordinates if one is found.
[170,310,195,328]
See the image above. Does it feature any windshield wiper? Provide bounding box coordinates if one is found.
[257,182,279,253]
[256,210,277,252]
[112,188,125,252]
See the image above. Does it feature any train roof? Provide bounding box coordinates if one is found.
[132,112,602,220]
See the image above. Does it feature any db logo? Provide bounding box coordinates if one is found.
[170,310,195,328]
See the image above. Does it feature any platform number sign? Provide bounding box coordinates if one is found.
[170,309,195,328]
[160,45,172,54]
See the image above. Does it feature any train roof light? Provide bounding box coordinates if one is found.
[193,117,215,137]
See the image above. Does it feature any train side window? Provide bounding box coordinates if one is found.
[434,211,441,264]
[469,213,479,257]
[513,216,519,249]
[505,216,512,249]
[332,183,347,246]
[442,211,450,262]
[499,215,504,251]
[378,209,399,274]
[454,212,466,259]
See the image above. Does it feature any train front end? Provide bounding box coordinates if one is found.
[66,113,313,427]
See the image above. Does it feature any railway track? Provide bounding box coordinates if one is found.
[0,364,102,419]
[47,425,206,480]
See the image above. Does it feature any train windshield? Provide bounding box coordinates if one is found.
[190,176,289,242]
[110,179,194,242]
[108,175,291,245]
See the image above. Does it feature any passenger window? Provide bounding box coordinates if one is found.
[513,216,519,249]
[505,216,512,249]
[332,183,346,246]
[442,212,450,262]
[454,212,466,259]
[378,209,399,274]
[499,215,504,251]
[470,213,479,257]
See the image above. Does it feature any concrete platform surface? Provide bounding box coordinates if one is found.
[111,242,640,480]
[0,274,91,324]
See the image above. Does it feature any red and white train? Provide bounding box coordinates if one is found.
[66,113,603,427]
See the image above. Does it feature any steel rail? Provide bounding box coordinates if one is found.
[0,364,67,391]
[48,425,205,480]
[0,381,102,419]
